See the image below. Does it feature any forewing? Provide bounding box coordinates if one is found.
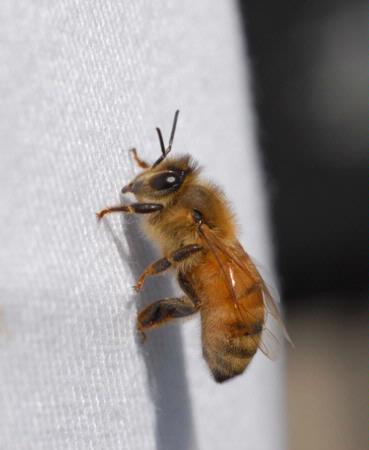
[198,224,292,352]
[197,224,239,303]
[260,279,293,346]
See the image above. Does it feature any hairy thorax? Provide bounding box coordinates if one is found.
[142,183,236,259]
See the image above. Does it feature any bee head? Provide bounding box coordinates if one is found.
[121,111,199,202]
[122,155,198,202]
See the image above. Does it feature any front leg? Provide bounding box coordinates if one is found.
[130,148,150,169]
[133,244,203,292]
[96,202,163,220]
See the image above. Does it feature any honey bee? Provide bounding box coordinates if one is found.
[97,111,291,382]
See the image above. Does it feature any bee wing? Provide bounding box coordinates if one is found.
[259,326,285,361]
[260,279,294,346]
[197,224,239,303]
[198,224,293,350]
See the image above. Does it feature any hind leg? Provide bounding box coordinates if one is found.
[137,295,199,336]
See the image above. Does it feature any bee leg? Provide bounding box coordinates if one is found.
[130,148,150,169]
[170,244,203,263]
[96,202,163,220]
[137,295,199,333]
[177,272,200,307]
[133,244,203,292]
[133,257,172,292]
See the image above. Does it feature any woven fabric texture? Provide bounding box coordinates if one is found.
[0,1,285,449]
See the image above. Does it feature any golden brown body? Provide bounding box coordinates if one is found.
[186,247,264,382]
[97,111,288,382]
[142,179,266,382]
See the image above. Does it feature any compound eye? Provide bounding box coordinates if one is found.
[192,209,203,223]
[150,170,183,191]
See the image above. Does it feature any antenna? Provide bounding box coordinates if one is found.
[155,127,166,157]
[152,110,180,167]
[167,109,179,152]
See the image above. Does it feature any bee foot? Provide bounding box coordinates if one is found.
[133,283,142,293]
[137,325,147,343]
[96,210,106,220]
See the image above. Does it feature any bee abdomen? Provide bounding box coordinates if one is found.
[204,335,260,383]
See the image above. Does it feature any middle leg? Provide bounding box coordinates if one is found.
[133,244,203,292]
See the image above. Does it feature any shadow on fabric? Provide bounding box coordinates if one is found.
[104,214,198,450]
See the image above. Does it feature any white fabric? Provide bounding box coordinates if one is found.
[0,1,285,449]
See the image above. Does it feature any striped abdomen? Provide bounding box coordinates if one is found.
[187,237,266,382]
[202,316,264,383]
[199,278,265,383]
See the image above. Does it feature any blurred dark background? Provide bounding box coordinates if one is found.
[238,0,366,306]
[238,1,366,449]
